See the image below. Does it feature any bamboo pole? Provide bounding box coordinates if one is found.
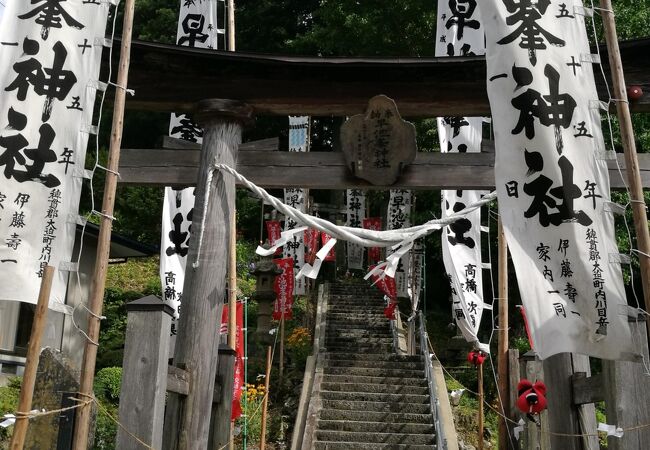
[72,1,135,448]
[497,219,510,450]
[279,313,285,384]
[227,0,235,52]
[259,346,272,450]
[477,363,484,450]
[9,267,55,450]
[228,212,237,350]
[600,0,650,338]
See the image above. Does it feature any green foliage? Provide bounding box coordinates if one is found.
[0,378,21,446]
[511,335,531,354]
[93,368,122,450]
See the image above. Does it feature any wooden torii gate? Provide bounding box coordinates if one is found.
[109,36,650,449]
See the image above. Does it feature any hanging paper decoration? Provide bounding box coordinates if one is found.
[221,302,244,420]
[478,0,635,360]
[408,240,425,312]
[363,217,382,264]
[273,257,294,320]
[346,189,366,270]
[283,116,309,295]
[436,0,488,347]
[387,190,413,297]
[161,1,224,326]
[0,1,111,311]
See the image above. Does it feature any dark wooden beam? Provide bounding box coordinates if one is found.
[572,372,605,405]
[119,145,650,190]
[117,39,650,117]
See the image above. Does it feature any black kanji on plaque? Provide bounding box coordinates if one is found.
[0,108,61,187]
[178,14,209,47]
[5,38,78,122]
[511,64,576,154]
[446,0,480,41]
[523,151,592,227]
[447,202,476,248]
[166,213,189,257]
[19,0,85,40]
[498,0,565,66]
[171,114,203,143]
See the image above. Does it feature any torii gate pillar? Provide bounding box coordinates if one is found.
[163,99,253,450]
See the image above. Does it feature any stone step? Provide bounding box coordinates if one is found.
[324,338,394,346]
[327,320,388,327]
[321,399,431,414]
[315,430,435,445]
[322,353,421,362]
[317,419,435,435]
[323,366,424,378]
[324,359,424,370]
[320,390,430,404]
[321,382,428,396]
[325,345,394,353]
[326,330,392,337]
[314,441,434,450]
[324,324,390,332]
[322,374,428,387]
[319,408,433,424]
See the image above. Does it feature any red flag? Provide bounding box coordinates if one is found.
[221,303,245,421]
[320,232,336,262]
[363,218,382,263]
[304,228,320,264]
[368,265,397,300]
[266,220,283,255]
[273,258,294,320]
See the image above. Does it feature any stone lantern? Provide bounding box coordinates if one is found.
[250,253,283,346]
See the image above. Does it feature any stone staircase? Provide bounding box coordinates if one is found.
[309,282,437,449]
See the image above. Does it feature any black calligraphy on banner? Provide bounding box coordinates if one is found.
[498,0,565,66]
[6,38,77,122]
[446,0,480,41]
[18,0,85,41]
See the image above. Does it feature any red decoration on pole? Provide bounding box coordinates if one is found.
[221,302,245,420]
[627,85,644,101]
[368,265,397,301]
[384,301,398,320]
[517,305,534,350]
[516,379,548,415]
[321,232,337,261]
[363,217,382,264]
[304,228,320,264]
[273,258,294,320]
[467,350,487,366]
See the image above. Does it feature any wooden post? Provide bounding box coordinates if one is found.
[72,1,135,448]
[497,219,511,449]
[227,0,235,52]
[208,345,236,450]
[260,346,272,450]
[543,354,582,450]
[163,99,253,450]
[477,363,484,450]
[116,296,173,450]
[279,314,285,385]
[9,266,54,450]
[600,0,650,336]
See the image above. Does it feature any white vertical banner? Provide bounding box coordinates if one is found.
[346,189,366,270]
[479,0,635,360]
[161,1,224,328]
[0,1,111,311]
[387,189,412,297]
[283,116,309,295]
[408,239,425,312]
[436,0,487,345]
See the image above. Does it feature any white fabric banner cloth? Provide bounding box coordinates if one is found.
[346,189,366,270]
[437,0,487,344]
[387,190,412,297]
[283,116,309,295]
[478,0,635,360]
[0,1,110,311]
[161,0,224,325]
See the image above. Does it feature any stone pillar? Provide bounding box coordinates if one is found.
[208,345,236,449]
[163,100,252,450]
[117,295,173,450]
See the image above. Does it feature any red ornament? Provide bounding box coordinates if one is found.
[628,85,644,101]
[383,301,398,320]
[516,379,548,415]
[467,350,487,366]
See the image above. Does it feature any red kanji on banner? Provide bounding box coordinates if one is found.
[304,228,320,264]
[363,217,382,263]
[221,302,245,420]
[368,265,397,300]
[265,220,283,255]
[321,232,336,261]
[273,258,294,320]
